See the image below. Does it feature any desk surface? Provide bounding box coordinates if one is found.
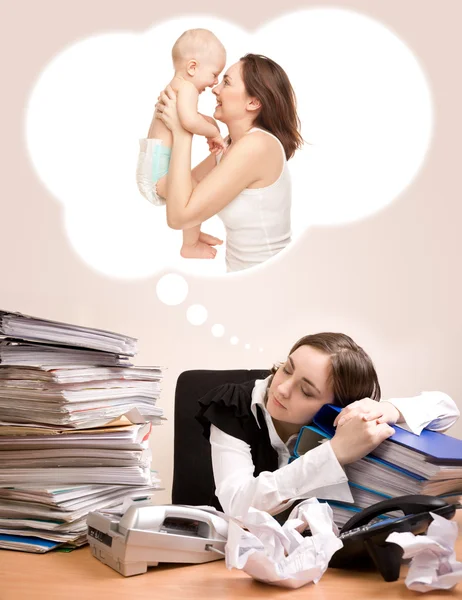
[1,520,462,600]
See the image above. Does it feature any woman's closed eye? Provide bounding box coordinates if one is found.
[282,367,311,397]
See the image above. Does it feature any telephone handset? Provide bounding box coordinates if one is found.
[340,494,455,533]
[329,494,460,582]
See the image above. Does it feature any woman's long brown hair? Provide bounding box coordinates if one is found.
[271,332,381,406]
[240,53,303,160]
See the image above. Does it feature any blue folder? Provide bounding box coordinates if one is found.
[0,534,61,552]
[307,404,462,464]
[291,422,425,479]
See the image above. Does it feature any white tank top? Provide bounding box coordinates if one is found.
[217,127,291,273]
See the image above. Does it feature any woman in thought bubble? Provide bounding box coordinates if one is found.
[155,53,302,273]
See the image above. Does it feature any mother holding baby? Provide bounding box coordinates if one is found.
[156,52,303,273]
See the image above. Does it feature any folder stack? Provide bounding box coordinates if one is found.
[0,310,164,552]
[293,404,462,526]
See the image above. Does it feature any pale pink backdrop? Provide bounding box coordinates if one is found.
[2,0,462,502]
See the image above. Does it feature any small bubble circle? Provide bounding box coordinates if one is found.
[187,304,208,326]
[156,273,188,306]
[211,324,225,338]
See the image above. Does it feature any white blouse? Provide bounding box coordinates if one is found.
[210,377,460,517]
[216,128,292,273]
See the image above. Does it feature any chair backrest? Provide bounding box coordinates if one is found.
[172,369,270,507]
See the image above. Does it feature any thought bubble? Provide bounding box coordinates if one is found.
[26,10,432,278]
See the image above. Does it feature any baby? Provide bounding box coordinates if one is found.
[137,29,227,259]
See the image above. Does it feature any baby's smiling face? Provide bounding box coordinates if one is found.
[191,49,226,94]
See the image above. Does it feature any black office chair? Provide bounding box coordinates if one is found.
[172,369,270,507]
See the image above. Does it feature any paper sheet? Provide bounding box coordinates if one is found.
[225,498,343,589]
[386,512,462,592]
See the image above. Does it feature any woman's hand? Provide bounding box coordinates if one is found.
[333,398,401,428]
[330,414,395,466]
[155,86,186,136]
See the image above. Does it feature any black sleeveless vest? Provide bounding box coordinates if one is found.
[195,378,279,493]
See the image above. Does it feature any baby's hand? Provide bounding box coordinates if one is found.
[207,134,227,155]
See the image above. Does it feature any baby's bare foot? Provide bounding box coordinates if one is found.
[199,231,223,246]
[180,242,218,259]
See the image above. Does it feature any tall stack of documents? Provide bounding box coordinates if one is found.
[293,404,462,526]
[0,310,164,552]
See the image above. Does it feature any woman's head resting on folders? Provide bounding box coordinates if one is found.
[213,54,303,160]
[266,332,381,430]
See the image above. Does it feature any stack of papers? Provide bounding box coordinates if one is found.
[0,310,164,552]
[0,423,162,550]
[0,482,160,549]
[0,310,137,355]
[345,456,462,497]
[0,340,131,367]
[0,365,163,429]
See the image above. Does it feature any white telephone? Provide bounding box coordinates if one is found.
[87,503,228,576]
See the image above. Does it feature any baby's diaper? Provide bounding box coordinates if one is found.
[136,138,171,206]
